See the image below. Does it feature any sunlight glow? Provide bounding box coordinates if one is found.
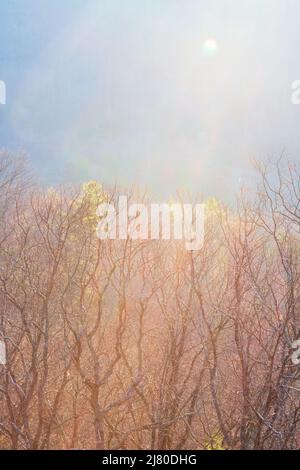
[202,38,218,57]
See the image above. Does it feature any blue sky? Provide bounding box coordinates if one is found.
[1,0,300,199]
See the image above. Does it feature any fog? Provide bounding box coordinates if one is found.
[1,0,300,199]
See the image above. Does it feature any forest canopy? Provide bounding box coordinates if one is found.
[0,153,300,450]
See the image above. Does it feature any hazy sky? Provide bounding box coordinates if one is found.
[1,0,300,199]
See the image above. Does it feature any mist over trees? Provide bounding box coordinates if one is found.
[0,152,300,450]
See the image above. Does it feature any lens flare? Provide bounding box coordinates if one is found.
[202,38,218,57]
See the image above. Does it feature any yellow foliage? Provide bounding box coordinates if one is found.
[79,180,108,226]
[204,432,225,450]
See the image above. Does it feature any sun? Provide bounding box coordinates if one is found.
[202,38,219,57]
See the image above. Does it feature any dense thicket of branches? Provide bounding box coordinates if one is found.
[0,153,300,450]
